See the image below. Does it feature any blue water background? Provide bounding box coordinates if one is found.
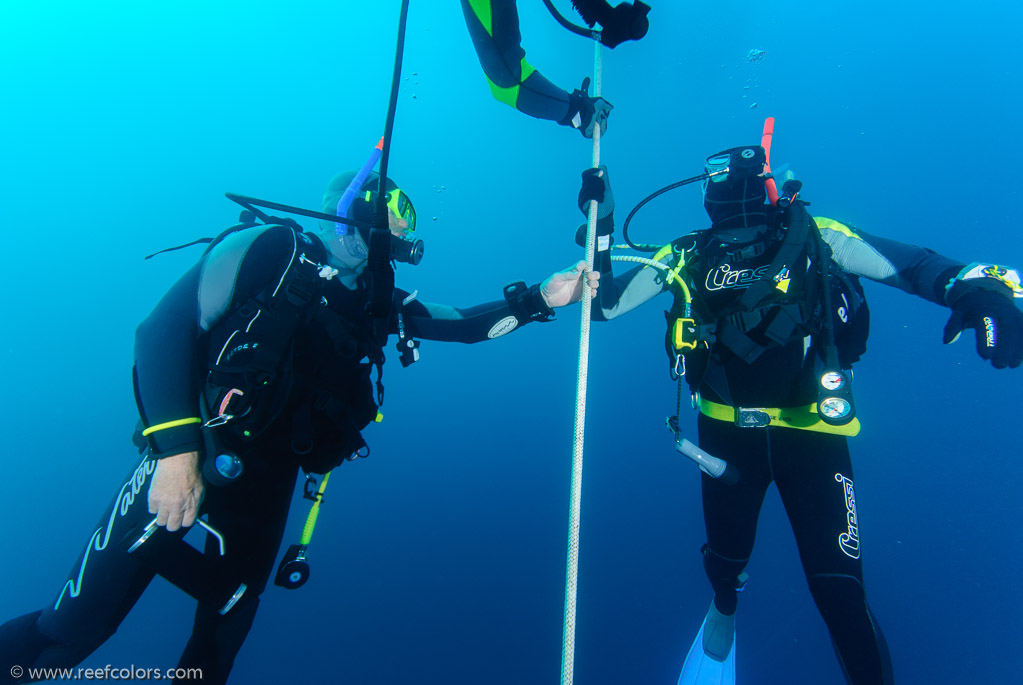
[2,1,1021,683]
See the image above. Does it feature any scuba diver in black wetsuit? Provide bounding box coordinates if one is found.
[574,130,1023,685]
[461,0,651,137]
[0,168,599,685]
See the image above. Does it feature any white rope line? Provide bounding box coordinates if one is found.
[561,35,602,685]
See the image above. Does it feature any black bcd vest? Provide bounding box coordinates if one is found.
[664,209,869,385]
[202,227,386,474]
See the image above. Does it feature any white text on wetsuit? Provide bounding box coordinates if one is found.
[704,264,769,291]
[53,459,156,610]
[835,472,860,559]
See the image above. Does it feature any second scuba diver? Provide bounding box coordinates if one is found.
[0,166,599,685]
[575,131,1023,685]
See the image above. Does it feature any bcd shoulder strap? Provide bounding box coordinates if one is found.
[737,204,809,312]
[204,227,329,437]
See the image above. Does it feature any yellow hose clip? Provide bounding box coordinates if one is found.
[672,317,698,351]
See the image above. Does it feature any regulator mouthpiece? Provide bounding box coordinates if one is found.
[392,236,424,265]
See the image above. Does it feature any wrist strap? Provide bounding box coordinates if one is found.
[946,263,1023,304]
[504,281,554,323]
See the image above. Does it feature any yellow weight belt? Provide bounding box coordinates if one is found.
[698,398,861,437]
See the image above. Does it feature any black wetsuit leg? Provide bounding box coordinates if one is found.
[0,447,299,685]
[0,455,162,683]
[699,413,893,684]
[769,428,894,685]
[176,448,299,685]
[697,413,774,616]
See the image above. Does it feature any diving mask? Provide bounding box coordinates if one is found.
[704,146,767,183]
[363,188,417,235]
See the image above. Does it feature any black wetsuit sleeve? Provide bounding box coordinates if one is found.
[461,0,573,122]
[397,283,553,343]
[816,217,964,305]
[133,226,296,458]
[133,264,205,458]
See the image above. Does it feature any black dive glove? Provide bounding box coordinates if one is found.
[559,77,613,139]
[943,282,1023,369]
[571,1,651,49]
[575,165,615,247]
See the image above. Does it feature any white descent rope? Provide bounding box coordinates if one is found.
[561,35,603,685]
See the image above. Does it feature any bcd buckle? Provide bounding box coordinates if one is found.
[735,407,771,428]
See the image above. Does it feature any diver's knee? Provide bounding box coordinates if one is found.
[702,545,749,588]
[807,573,867,617]
[0,610,104,680]
[807,574,893,684]
[0,611,48,682]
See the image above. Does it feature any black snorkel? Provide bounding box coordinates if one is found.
[222,0,421,270]
[360,0,412,346]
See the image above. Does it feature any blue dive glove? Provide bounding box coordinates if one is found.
[943,281,1023,369]
[576,165,615,247]
[560,77,613,139]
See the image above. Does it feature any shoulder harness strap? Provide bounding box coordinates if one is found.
[737,205,807,312]
[205,228,330,432]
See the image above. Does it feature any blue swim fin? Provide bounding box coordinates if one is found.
[677,603,736,685]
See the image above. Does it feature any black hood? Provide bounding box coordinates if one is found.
[703,145,769,228]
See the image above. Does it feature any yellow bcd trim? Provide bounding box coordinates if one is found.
[647,243,692,302]
[814,216,861,241]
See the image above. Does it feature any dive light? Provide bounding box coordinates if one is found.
[676,438,739,485]
[669,416,739,485]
